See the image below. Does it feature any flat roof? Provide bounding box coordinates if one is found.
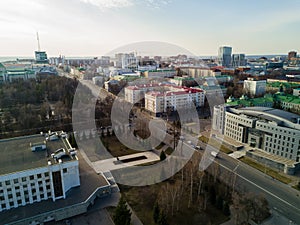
[238,107,300,124]
[0,133,74,176]
[0,152,110,224]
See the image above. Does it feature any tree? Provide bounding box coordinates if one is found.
[153,202,160,224]
[113,197,131,225]
[223,201,230,216]
[158,210,168,225]
[160,151,167,161]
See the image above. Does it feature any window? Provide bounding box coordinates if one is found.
[5,181,10,185]
[29,175,34,180]
[63,168,68,173]
[13,179,18,184]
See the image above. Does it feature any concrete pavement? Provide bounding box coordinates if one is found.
[91,151,160,173]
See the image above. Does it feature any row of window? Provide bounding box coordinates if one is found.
[0,172,50,188]
[265,148,295,160]
[257,123,297,136]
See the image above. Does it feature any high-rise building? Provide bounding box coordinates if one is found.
[232,54,246,67]
[218,46,232,67]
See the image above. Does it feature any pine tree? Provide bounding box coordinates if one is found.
[160,151,166,161]
[113,197,131,225]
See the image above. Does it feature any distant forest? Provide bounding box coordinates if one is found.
[0,77,79,138]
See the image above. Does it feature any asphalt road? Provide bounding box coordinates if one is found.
[182,137,300,224]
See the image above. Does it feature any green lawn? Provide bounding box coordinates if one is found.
[240,157,292,184]
[165,147,174,155]
[199,136,233,154]
[101,136,137,157]
[155,142,166,150]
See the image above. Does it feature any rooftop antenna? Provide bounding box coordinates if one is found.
[37,32,41,51]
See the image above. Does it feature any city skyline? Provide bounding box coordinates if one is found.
[1,0,300,56]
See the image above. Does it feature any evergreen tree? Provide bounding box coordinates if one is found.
[209,186,216,205]
[216,195,223,210]
[153,202,160,224]
[160,151,167,161]
[223,201,230,216]
[113,197,131,225]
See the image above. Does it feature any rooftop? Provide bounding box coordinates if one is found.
[0,152,110,224]
[0,133,74,176]
[275,94,300,104]
[237,107,300,125]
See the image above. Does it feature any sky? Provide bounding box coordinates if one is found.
[1,0,300,57]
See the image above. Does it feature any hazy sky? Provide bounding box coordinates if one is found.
[1,0,300,57]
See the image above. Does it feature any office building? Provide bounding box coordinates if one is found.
[213,106,300,174]
[218,46,232,67]
[0,131,80,212]
[244,78,266,97]
[232,54,246,67]
[35,51,48,64]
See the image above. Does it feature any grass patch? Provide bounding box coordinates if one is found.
[101,136,137,157]
[165,147,174,155]
[155,142,165,150]
[199,136,233,154]
[240,157,292,184]
[292,184,300,192]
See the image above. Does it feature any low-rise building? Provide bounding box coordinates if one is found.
[244,78,267,97]
[226,95,274,108]
[179,67,221,78]
[293,88,300,97]
[144,69,176,79]
[0,63,36,82]
[0,131,80,212]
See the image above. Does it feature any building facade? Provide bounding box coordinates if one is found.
[0,132,80,212]
[218,46,232,68]
[243,78,267,97]
[232,54,246,67]
[213,106,300,174]
[145,88,204,116]
[125,83,204,115]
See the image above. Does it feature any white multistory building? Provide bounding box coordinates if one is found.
[243,78,267,97]
[212,105,300,174]
[124,83,204,116]
[0,132,80,212]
